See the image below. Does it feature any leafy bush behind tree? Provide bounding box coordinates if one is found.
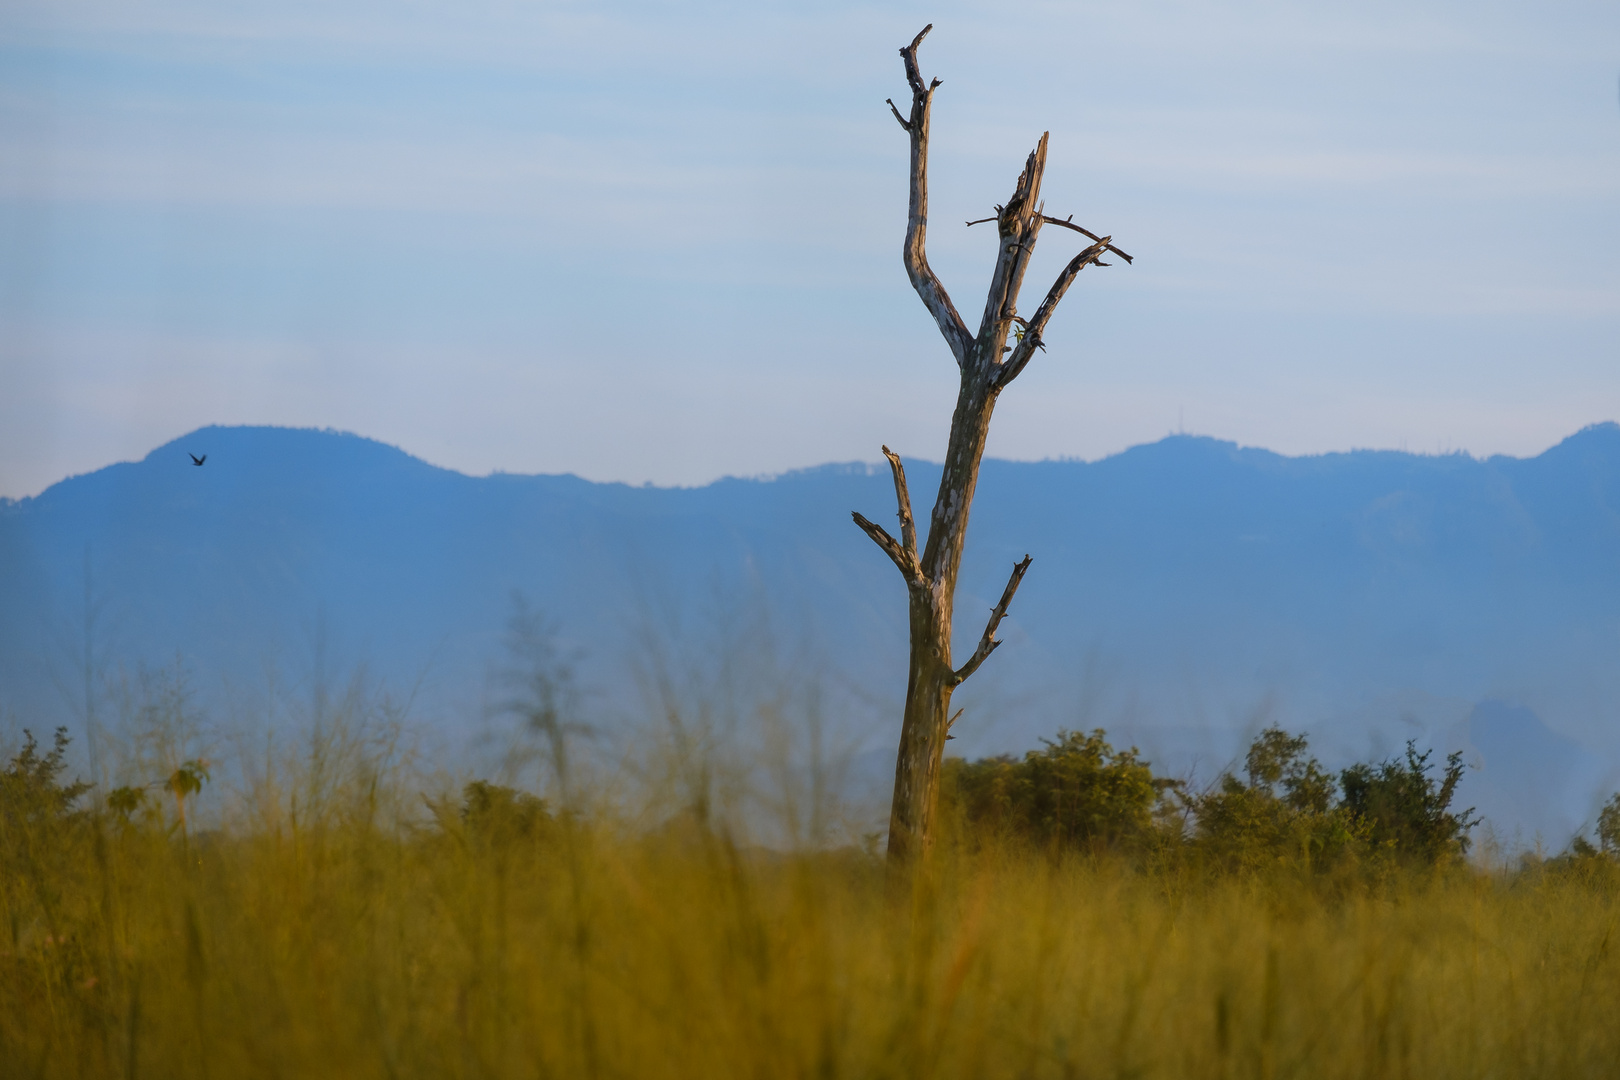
[946,725,1487,873]
[943,730,1172,853]
[1186,727,1368,873]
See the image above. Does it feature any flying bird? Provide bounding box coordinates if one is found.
[189,453,206,466]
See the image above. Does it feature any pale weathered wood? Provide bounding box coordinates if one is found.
[892,24,973,367]
[854,25,1127,866]
[851,511,921,587]
[880,446,920,573]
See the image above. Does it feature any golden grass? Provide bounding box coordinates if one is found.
[5,779,1620,1080]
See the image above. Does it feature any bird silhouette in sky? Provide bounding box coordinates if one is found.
[189,453,207,466]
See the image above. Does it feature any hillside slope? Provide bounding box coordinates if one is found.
[3,424,1618,842]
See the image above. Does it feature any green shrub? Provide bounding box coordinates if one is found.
[948,725,1480,875]
[1,728,94,947]
[1189,727,1365,873]
[463,781,552,839]
[0,728,91,831]
[1339,742,1478,865]
[1598,791,1620,856]
[427,780,554,853]
[944,729,1171,852]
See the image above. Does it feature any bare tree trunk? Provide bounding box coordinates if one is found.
[854,25,1129,866]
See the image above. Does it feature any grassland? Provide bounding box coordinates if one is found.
[4,724,1620,1080]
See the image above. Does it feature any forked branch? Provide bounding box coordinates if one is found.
[853,445,925,587]
[900,23,937,96]
[852,512,911,579]
[994,238,1112,391]
[881,445,919,565]
[953,555,1033,684]
[976,135,1049,342]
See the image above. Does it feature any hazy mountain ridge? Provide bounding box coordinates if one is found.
[3,423,1619,844]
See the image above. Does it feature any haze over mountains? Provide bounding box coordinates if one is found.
[3,424,1619,847]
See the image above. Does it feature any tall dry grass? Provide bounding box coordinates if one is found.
[5,731,1620,1080]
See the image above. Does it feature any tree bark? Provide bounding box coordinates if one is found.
[858,25,1127,866]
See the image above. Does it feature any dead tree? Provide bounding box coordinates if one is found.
[855,25,1130,865]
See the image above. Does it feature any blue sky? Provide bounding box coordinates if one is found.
[2,0,1617,498]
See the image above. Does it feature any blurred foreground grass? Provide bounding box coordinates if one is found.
[4,785,1618,1077]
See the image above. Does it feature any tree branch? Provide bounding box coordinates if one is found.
[953,556,1033,685]
[880,445,920,567]
[900,23,932,92]
[852,512,924,588]
[993,237,1111,391]
[895,25,973,366]
[975,135,1049,350]
[1039,214,1133,263]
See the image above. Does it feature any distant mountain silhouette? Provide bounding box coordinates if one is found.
[3,423,1619,843]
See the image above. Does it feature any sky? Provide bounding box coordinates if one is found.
[2,0,1617,498]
